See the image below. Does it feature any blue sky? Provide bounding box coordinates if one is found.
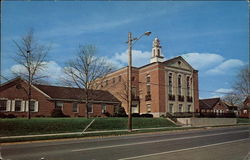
[1,1,249,98]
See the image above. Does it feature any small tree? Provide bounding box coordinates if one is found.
[64,45,114,118]
[233,66,250,97]
[222,93,242,106]
[12,29,50,119]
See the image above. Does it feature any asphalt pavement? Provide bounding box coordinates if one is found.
[1,126,250,160]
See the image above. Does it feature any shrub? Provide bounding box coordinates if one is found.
[113,107,127,117]
[35,115,45,118]
[0,112,7,118]
[141,113,153,118]
[103,112,111,117]
[132,113,140,117]
[173,112,193,118]
[6,114,17,118]
[51,108,69,117]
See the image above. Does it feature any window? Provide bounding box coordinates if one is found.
[146,75,150,83]
[146,85,151,95]
[0,100,7,111]
[56,102,63,110]
[187,105,191,112]
[102,104,106,113]
[132,76,135,81]
[15,100,21,112]
[147,104,151,113]
[178,104,183,112]
[187,76,190,96]
[72,103,78,113]
[118,75,121,82]
[178,75,182,95]
[169,104,173,113]
[112,77,115,84]
[30,101,35,112]
[132,87,137,98]
[146,75,151,95]
[168,73,173,94]
[88,103,93,113]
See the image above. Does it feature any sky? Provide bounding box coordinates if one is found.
[1,1,249,99]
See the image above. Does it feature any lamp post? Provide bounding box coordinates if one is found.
[127,31,151,132]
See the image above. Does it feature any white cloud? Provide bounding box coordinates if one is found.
[206,59,244,75]
[10,61,65,84]
[113,49,152,67]
[210,88,233,98]
[181,53,224,70]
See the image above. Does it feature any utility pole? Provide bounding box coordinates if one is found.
[128,32,132,132]
[127,31,151,132]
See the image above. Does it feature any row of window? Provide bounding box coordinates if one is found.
[169,73,192,96]
[101,75,122,87]
[0,99,38,112]
[168,104,192,113]
[55,102,108,114]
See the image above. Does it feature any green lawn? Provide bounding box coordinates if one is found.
[0,117,176,136]
[237,118,250,124]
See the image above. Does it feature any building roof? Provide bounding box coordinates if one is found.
[199,98,221,109]
[1,77,120,103]
[34,84,120,103]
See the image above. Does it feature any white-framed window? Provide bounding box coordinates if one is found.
[30,101,35,112]
[178,104,183,112]
[187,76,190,96]
[0,100,7,112]
[178,75,182,95]
[102,104,106,113]
[169,104,173,113]
[88,103,93,113]
[168,73,173,94]
[72,103,78,113]
[56,102,63,110]
[146,75,151,95]
[15,100,22,112]
[147,104,151,113]
[187,105,191,112]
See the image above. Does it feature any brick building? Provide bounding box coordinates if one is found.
[100,38,199,117]
[240,96,250,118]
[199,98,230,114]
[0,77,120,117]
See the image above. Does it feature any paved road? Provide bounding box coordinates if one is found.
[1,126,250,160]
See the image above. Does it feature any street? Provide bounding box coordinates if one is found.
[1,126,250,160]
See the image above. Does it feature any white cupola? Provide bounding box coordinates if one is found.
[150,37,164,63]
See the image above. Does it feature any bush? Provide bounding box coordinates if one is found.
[132,113,140,117]
[173,112,193,118]
[141,113,153,118]
[0,112,7,118]
[6,114,17,118]
[35,115,45,118]
[103,112,111,117]
[113,107,127,117]
[51,108,69,117]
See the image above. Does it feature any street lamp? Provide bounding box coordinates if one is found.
[127,31,151,132]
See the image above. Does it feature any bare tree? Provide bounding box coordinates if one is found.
[64,45,114,118]
[233,65,250,97]
[13,29,50,119]
[222,93,242,106]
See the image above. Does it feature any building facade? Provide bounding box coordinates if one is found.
[101,38,199,117]
[0,77,120,117]
[199,98,229,114]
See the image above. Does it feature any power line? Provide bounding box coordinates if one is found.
[136,81,248,96]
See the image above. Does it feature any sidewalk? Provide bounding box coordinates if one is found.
[0,126,188,140]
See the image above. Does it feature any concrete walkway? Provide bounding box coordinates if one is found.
[0,126,189,139]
